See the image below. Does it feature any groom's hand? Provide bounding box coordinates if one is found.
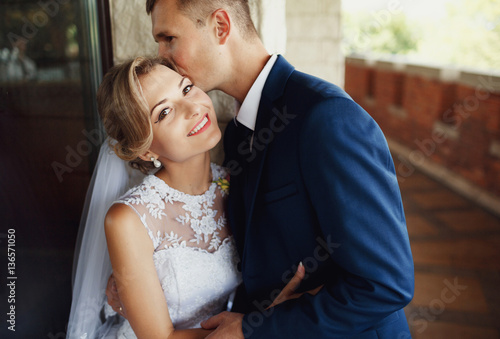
[201,311,244,339]
[106,274,126,318]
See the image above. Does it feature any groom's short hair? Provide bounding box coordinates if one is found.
[146,0,258,39]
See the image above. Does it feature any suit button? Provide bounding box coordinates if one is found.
[237,262,242,272]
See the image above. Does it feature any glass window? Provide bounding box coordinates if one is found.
[0,0,105,336]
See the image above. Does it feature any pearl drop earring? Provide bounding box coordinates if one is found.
[151,157,161,168]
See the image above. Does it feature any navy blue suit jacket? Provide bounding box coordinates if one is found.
[223,56,414,338]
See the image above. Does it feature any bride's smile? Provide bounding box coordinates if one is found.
[187,113,211,137]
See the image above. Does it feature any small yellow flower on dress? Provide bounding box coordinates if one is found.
[213,176,230,195]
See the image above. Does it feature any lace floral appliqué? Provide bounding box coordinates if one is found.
[115,163,230,251]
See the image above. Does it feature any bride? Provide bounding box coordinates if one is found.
[67,57,304,339]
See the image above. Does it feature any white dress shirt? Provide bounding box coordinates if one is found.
[235,54,278,132]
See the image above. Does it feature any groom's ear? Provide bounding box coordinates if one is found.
[212,9,231,45]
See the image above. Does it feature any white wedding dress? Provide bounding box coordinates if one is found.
[101,163,241,338]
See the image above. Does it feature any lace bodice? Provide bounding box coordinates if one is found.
[108,163,241,337]
[117,164,230,253]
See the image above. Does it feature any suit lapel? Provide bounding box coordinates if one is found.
[223,120,247,254]
[243,56,295,227]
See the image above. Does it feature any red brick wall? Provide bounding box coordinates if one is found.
[345,57,500,197]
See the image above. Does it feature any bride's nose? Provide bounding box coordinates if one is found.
[181,100,202,119]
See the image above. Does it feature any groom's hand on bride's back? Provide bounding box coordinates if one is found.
[106,274,126,318]
[201,262,322,337]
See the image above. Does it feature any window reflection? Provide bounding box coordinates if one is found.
[0,0,104,337]
[0,39,37,81]
[1,1,81,83]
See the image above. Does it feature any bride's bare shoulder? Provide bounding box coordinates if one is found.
[104,203,143,235]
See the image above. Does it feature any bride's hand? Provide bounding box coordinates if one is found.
[267,262,324,309]
[106,274,126,318]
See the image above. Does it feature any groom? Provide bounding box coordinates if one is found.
[110,0,414,337]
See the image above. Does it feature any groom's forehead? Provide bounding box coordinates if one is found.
[151,0,193,26]
[152,2,188,34]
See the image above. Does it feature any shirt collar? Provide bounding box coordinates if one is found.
[235,54,278,131]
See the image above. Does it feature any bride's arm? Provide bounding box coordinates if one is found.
[105,203,212,339]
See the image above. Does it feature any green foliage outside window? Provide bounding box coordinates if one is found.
[342,0,500,71]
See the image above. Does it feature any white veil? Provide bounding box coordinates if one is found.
[67,138,145,339]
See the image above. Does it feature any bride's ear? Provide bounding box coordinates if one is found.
[138,151,159,163]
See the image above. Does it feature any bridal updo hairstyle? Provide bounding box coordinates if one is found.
[97,57,175,174]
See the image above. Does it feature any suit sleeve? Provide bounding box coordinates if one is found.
[243,97,414,338]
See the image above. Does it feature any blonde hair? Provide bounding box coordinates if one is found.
[97,56,174,174]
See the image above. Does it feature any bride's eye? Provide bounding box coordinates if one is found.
[183,85,193,95]
[154,107,172,124]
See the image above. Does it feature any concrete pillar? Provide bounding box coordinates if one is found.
[109,0,157,63]
[249,0,287,55]
[285,0,344,87]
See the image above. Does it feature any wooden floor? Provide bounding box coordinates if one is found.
[397,164,500,338]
